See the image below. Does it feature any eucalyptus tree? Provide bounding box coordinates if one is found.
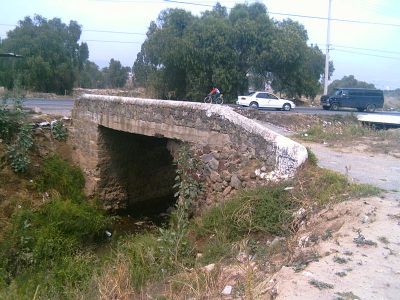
[0,15,88,94]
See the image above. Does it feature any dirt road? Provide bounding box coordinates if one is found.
[306,142,400,192]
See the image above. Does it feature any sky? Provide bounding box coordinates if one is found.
[1,0,399,89]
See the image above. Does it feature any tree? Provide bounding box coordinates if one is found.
[102,59,130,88]
[0,15,87,94]
[328,75,375,95]
[133,2,329,101]
[79,61,105,89]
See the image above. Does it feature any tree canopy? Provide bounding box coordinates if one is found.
[328,75,376,95]
[0,15,88,94]
[133,3,330,101]
[102,59,131,88]
[0,15,131,94]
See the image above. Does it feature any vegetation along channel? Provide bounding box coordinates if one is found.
[0,91,380,299]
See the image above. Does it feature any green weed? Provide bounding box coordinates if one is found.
[306,147,318,166]
[0,252,99,300]
[193,185,297,264]
[0,198,110,283]
[51,120,68,141]
[36,156,85,202]
[348,183,381,197]
[7,124,33,173]
[309,278,334,289]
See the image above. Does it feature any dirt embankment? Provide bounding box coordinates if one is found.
[267,194,400,300]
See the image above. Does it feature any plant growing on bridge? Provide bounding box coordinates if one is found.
[158,144,205,266]
[173,144,205,215]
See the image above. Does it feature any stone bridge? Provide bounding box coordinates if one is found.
[71,94,307,212]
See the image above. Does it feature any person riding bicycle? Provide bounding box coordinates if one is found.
[208,86,221,101]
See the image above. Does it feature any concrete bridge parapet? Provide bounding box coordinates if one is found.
[71,94,307,211]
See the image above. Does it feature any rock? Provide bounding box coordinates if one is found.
[214,183,224,192]
[250,172,257,179]
[269,236,285,248]
[223,186,232,196]
[236,252,248,263]
[302,271,314,277]
[221,285,232,295]
[223,180,229,187]
[222,171,231,182]
[261,166,267,172]
[210,170,221,183]
[208,158,219,170]
[202,263,215,273]
[202,153,214,163]
[230,174,242,189]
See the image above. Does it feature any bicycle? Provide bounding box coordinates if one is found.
[204,94,224,104]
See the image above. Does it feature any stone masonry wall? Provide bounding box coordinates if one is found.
[71,94,308,210]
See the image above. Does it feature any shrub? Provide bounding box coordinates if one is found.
[36,156,85,202]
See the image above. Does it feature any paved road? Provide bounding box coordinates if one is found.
[21,98,400,118]
[22,98,74,116]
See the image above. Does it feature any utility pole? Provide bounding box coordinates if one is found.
[323,0,332,95]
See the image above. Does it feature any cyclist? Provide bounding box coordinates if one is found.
[208,86,221,101]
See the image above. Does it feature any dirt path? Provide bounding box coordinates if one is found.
[305,142,400,192]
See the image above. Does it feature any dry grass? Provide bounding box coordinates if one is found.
[297,116,400,157]
[96,256,135,300]
[167,266,222,299]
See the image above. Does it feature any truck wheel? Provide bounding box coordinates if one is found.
[366,104,376,113]
[330,103,339,111]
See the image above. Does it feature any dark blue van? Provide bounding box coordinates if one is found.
[320,88,384,112]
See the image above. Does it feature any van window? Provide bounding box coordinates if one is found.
[334,90,342,96]
[349,90,365,96]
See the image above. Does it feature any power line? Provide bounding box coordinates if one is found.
[164,0,211,6]
[0,23,146,36]
[85,29,146,35]
[162,0,400,27]
[82,39,141,44]
[333,48,400,60]
[333,45,400,55]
